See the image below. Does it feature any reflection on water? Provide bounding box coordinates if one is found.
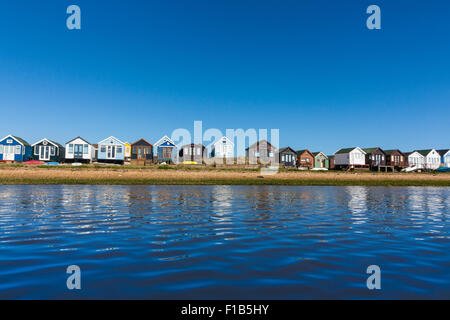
[0,185,449,299]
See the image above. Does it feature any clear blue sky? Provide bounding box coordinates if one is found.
[0,1,449,154]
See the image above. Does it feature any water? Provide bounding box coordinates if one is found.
[0,185,448,299]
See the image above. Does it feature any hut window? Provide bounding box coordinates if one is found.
[197,148,201,155]
[34,147,39,155]
[69,144,74,153]
[132,146,137,153]
[15,145,21,154]
[282,155,285,161]
[51,146,56,156]
[83,144,88,154]
[101,146,106,153]
[117,147,123,154]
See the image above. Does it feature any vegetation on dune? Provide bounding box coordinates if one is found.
[0,163,449,186]
[0,176,449,187]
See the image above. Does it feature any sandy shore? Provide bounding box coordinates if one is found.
[0,166,449,186]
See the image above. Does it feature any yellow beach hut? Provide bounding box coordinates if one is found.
[124,142,131,162]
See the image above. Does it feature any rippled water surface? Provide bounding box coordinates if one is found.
[0,185,449,299]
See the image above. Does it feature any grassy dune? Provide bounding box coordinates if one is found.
[0,165,449,186]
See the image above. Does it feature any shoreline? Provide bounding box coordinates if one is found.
[0,165,449,186]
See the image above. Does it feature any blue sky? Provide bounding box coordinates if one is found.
[0,1,449,154]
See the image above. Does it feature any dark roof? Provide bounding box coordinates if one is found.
[437,149,450,157]
[180,143,206,148]
[66,136,91,145]
[246,140,275,151]
[11,136,31,147]
[362,147,384,154]
[327,155,335,159]
[296,149,313,156]
[415,149,432,157]
[131,138,153,147]
[48,139,64,148]
[279,147,296,154]
[384,149,398,155]
[335,147,357,154]
[312,152,328,158]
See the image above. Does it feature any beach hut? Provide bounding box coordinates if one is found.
[131,138,153,165]
[124,142,131,162]
[406,151,425,169]
[211,136,234,159]
[296,149,315,169]
[279,147,297,167]
[154,136,176,164]
[437,149,450,167]
[385,149,408,170]
[328,155,335,169]
[363,147,386,170]
[334,147,367,170]
[313,152,329,169]
[97,136,125,164]
[32,138,65,162]
[0,134,32,162]
[245,140,277,164]
[65,137,95,163]
[178,143,206,163]
[415,149,441,170]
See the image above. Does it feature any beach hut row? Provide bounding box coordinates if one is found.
[247,142,449,171]
[0,134,449,170]
[0,134,177,165]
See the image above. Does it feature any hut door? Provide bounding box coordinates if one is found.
[74,144,83,158]
[107,146,116,159]
[4,145,15,161]
[40,146,50,161]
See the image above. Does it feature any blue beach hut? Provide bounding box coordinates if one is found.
[0,134,32,162]
[97,136,125,164]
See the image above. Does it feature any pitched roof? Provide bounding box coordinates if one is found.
[0,135,31,147]
[213,136,234,146]
[246,140,275,151]
[335,147,356,154]
[415,149,433,157]
[437,149,450,157]
[131,138,153,147]
[407,151,424,157]
[296,149,311,156]
[32,138,63,148]
[154,135,175,147]
[335,147,366,155]
[279,147,296,154]
[66,136,91,145]
[312,152,328,158]
[12,135,31,147]
[98,136,125,145]
[180,143,206,148]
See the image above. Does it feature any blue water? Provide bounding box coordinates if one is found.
[0,185,449,299]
